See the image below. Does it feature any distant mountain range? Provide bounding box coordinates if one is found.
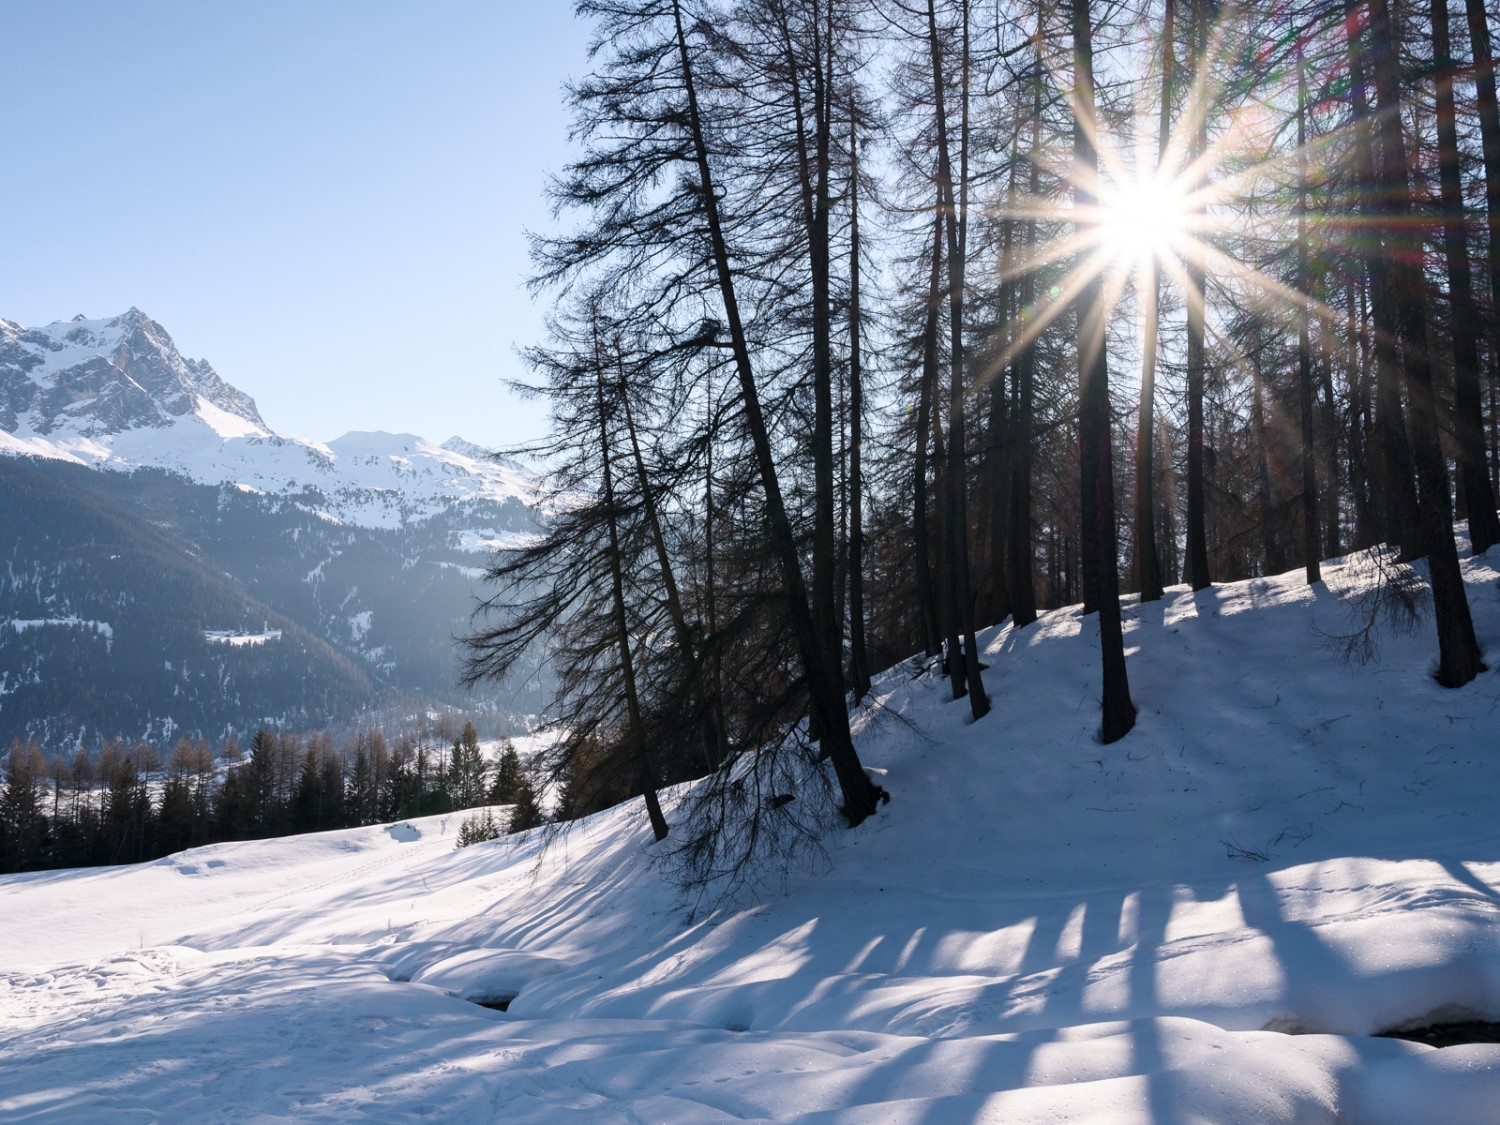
[1,310,546,751]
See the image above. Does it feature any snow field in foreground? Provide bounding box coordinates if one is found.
[3,542,1500,1121]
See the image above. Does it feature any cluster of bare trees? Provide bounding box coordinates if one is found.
[467,0,1498,868]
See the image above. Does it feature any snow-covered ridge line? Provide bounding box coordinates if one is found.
[1,310,541,533]
[203,629,282,647]
[7,616,114,639]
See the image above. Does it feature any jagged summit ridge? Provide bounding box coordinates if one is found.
[0,308,267,437]
[0,309,537,532]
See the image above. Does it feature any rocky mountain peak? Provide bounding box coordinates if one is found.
[0,309,267,438]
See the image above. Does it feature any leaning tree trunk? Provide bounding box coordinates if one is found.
[620,383,723,770]
[595,369,668,842]
[672,0,884,823]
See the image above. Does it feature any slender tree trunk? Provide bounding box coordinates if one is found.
[1320,351,1341,557]
[672,0,883,822]
[1008,58,1042,628]
[620,381,722,770]
[1297,48,1322,583]
[927,0,990,718]
[1466,0,1500,552]
[848,118,871,702]
[1345,0,1420,556]
[595,367,668,842]
[1346,275,1374,549]
[703,393,728,763]
[1183,0,1211,591]
[778,2,844,724]
[1436,0,1500,553]
[1134,0,1172,603]
[1251,353,1279,573]
[1073,0,1136,743]
[915,203,945,657]
[986,173,1016,627]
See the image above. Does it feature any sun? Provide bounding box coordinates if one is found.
[1096,175,1192,267]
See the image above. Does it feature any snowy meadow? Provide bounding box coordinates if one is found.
[3,542,1500,1122]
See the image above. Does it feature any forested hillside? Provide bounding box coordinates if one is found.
[0,457,547,750]
[466,0,1500,866]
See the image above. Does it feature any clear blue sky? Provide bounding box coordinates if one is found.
[1,1,592,450]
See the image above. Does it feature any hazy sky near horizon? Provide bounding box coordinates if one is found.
[2,1,593,450]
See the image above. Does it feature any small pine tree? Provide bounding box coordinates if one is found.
[447,721,488,810]
[507,774,545,835]
[489,739,524,805]
[455,809,503,849]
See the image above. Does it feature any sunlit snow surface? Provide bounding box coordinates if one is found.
[3,544,1500,1121]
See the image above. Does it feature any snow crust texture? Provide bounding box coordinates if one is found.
[3,544,1499,1121]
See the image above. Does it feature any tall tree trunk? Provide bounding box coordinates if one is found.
[595,369,668,843]
[1365,0,1483,685]
[1466,0,1500,552]
[1436,0,1500,553]
[1320,349,1341,557]
[1297,47,1321,583]
[778,1,845,726]
[927,0,990,719]
[915,203,945,657]
[1183,0,1212,591]
[986,171,1016,627]
[619,381,722,770]
[1347,275,1375,550]
[1251,352,1279,574]
[1008,56,1043,628]
[672,0,884,822]
[848,117,872,702]
[1134,0,1172,603]
[1073,0,1137,743]
[1344,0,1420,556]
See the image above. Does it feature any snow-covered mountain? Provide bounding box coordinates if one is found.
[0,309,537,531]
[0,310,546,749]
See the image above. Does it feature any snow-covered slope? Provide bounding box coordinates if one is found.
[0,310,536,530]
[3,543,1499,1122]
